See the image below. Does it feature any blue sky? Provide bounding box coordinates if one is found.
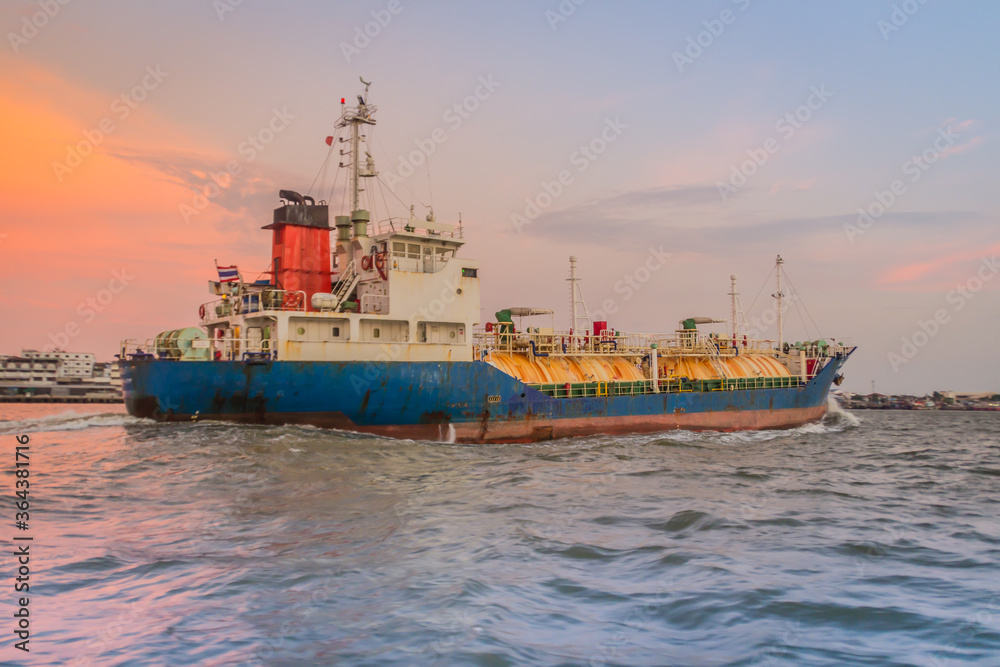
[2,0,998,394]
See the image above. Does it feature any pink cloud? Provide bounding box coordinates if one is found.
[879,242,1000,288]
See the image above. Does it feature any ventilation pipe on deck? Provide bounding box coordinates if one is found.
[351,209,370,239]
[335,215,352,243]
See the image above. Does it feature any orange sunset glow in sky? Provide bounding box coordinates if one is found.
[1,1,998,395]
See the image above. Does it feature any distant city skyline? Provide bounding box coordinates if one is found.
[1,0,997,395]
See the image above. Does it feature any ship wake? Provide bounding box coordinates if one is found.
[0,411,151,435]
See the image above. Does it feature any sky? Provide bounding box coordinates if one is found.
[0,0,997,395]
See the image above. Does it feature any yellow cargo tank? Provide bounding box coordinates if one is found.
[485,353,645,384]
[659,355,790,380]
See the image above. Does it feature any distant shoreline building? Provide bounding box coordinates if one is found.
[0,350,122,402]
[834,389,1000,411]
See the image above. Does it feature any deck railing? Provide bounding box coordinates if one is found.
[474,327,854,361]
[119,334,273,362]
[372,217,465,239]
[526,375,804,399]
[199,289,306,322]
[473,329,788,359]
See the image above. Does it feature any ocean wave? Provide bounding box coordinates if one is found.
[0,411,151,435]
[826,394,862,428]
[638,396,861,447]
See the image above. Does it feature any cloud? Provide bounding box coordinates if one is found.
[878,241,1000,289]
[922,117,987,158]
[0,58,285,358]
[940,134,986,157]
[768,179,815,195]
[107,147,290,232]
[516,183,982,254]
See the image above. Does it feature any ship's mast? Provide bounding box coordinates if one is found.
[729,274,738,344]
[772,255,784,349]
[569,256,578,336]
[567,256,591,346]
[350,103,361,211]
[337,77,377,213]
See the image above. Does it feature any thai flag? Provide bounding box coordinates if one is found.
[217,265,240,283]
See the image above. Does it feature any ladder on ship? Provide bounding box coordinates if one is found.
[704,336,730,381]
[330,259,359,311]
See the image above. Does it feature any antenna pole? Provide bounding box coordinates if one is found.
[729,274,738,346]
[569,256,578,342]
[350,110,360,211]
[567,256,592,350]
[336,78,377,214]
[773,255,785,349]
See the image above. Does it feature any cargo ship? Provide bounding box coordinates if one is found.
[120,82,855,442]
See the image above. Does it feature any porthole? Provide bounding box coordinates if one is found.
[297,327,305,335]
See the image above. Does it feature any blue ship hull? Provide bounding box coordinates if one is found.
[121,352,850,442]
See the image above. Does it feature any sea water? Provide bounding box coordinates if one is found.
[1,402,998,665]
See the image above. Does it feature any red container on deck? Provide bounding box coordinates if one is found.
[593,321,608,336]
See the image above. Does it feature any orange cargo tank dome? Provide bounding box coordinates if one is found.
[485,352,644,384]
[659,355,791,380]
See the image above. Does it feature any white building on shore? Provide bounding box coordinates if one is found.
[0,350,122,401]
